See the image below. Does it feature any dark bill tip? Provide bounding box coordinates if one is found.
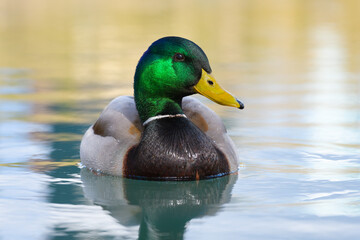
[237,99,245,109]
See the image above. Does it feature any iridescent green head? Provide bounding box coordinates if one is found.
[134,36,243,123]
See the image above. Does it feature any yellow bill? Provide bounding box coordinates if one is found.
[194,69,244,109]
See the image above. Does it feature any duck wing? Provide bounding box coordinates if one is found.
[80,96,142,175]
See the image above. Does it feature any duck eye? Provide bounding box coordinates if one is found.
[173,53,185,62]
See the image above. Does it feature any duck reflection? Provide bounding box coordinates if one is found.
[81,169,237,240]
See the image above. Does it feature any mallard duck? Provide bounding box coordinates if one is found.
[80,36,244,180]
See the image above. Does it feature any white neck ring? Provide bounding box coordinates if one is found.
[143,114,187,126]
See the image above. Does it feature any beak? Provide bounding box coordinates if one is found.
[194,69,244,109]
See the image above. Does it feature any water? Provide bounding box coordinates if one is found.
[1,0,360,239]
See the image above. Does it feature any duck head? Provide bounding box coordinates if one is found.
[134,36,244,123]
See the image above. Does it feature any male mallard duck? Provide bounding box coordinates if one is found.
[80,36,244,180]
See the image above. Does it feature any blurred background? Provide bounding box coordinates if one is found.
[0,0,360,239]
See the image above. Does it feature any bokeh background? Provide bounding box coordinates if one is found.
[1,0,360,239]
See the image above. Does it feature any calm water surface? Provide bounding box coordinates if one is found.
[1,1,360,239]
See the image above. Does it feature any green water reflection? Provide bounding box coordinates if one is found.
[81,169,237,240]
